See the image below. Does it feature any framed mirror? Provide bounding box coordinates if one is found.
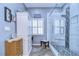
[4,7,12,22]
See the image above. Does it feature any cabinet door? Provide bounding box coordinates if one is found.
[5,41,17,56]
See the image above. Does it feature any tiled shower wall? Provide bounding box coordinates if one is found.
[70,3,79,54]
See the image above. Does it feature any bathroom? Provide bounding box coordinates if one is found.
[0,3,79,56]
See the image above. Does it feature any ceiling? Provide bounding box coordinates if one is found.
[24,3,66,8]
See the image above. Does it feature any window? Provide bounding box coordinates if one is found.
[54,19,65,34]
[32,18,44,35]
[33,20,37,27]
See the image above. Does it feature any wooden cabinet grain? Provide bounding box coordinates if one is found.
[5,38,23,56]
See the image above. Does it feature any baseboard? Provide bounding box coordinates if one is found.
[32,44,40,46]
[28,46,32,55]
[49,44,59,56]
[23,47,32,56]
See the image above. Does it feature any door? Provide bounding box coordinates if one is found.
[16,12,29,55]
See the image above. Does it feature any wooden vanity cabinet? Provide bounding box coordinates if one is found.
[5,38,23,56]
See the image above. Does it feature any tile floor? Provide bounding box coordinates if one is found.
[30,45,54,56]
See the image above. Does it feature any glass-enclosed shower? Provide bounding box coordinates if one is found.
[47,3,79,56]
